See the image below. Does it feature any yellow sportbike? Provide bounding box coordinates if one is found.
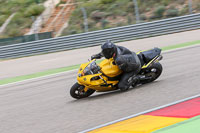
[70,48,163,99]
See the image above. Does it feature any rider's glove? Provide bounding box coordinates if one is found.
[91,54,102,60]
[91,55,96,60]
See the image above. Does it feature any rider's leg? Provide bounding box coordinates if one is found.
[118,67,141,91]
[118,71,135,91]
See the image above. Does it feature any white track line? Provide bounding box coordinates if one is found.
[79,94,200,133]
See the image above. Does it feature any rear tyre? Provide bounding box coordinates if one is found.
[70,83,95,99]
[142,62,163,83]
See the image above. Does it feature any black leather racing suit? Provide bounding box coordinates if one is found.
[92,45,141,91]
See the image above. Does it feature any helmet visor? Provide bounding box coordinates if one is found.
[102,48,114,59]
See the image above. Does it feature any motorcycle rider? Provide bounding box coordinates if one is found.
[91,40,141,91]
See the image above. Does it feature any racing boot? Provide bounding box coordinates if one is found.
[130,76,140,87]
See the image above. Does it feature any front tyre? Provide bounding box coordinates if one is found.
[70,83,95,99]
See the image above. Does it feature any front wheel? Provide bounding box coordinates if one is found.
[70,83,95,99]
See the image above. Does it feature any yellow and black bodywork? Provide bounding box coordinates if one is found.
[77,48,162,92]
[70,48,163,99]
[77,58,122,92]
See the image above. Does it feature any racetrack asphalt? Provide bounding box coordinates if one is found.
[0,45,200,133]
[1,29,200,80]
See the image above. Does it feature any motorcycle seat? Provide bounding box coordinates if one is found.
[141,48,161,63]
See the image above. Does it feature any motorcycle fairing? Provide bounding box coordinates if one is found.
[77,59,119,91]
[100,58,122,77]
[77,48,162,92]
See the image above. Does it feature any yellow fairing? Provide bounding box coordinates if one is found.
[77,59,121,92]
[77,73,118,92]
[100,58,122,77]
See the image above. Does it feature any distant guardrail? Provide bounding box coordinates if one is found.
[0,32,52,46]
[0,13,200,59]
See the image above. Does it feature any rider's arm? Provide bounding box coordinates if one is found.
[91,52,103,60]
[115,55,127,70]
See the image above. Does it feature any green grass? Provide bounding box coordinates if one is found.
[0,40,200,85]
[161,40,200,51]
[0,0,46,38]
[0,64,80,85]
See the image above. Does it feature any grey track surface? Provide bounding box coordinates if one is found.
[1,45,200,133]
[1,29,200,80]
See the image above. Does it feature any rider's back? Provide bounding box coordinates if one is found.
[114,46,141,73]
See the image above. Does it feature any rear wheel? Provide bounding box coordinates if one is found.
[70,83,95,99]
[142,62,163,83]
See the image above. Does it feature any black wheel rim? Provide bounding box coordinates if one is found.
[145,68,158,80]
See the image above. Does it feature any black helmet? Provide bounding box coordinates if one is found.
[101,40,115,59]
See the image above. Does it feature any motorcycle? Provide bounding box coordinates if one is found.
[70,47,163,99]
